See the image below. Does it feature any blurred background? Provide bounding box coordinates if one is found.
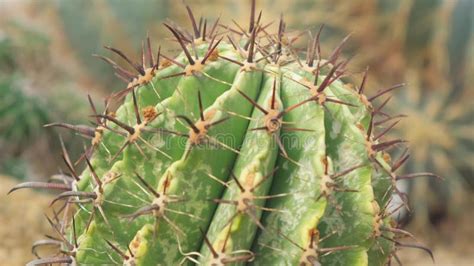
[0,0,472,264]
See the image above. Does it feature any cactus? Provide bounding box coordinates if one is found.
[9,2,436,265]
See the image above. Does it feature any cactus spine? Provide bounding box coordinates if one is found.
[9,1,436,265]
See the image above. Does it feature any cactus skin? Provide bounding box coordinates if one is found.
[8,2,436,266]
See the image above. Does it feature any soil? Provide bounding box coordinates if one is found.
[398,204,474,265]
[0,175,54,265]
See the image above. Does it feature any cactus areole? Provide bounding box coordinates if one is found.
[10,1,436,265]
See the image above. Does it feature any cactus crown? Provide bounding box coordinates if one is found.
[9,1,437,265]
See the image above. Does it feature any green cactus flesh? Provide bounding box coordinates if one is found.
[10,2,436,266]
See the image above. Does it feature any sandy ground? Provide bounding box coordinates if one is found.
[397,209,474,266]
[1,175,473,265]
[0,175,55,265]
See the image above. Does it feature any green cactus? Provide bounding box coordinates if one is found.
[9,2,436,265]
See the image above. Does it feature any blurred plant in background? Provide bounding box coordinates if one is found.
[391,83,473,229]
[0,10,89,180]
[56,0,172,90]
[0,77,51,179]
